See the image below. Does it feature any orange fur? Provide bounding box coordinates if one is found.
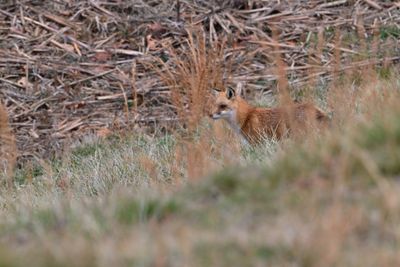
[209,87,329,144]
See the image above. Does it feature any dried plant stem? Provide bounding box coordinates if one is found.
[0,102,17,187]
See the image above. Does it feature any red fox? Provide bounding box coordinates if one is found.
[209,86,329,144]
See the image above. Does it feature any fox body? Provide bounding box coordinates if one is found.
[210,87,329,144]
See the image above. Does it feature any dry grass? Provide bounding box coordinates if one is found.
[150,28,229,180]
[0,65,399,266]
[1,1,400,266]
[0,101,17,186]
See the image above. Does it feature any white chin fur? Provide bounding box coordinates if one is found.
[212,110,233,120]
[212,114,221,120]
[222,110,234,121]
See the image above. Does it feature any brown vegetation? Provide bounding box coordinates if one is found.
[0,2,399,265]
[0,101,16,186]
[0,1,399,164]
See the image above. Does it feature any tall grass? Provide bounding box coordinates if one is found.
[0,101,17,187]
[150,28,244,180]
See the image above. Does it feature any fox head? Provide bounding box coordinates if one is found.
[209,86,241,121]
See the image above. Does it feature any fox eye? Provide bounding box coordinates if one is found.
[219,104,227,109]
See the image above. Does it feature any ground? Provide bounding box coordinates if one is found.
[1,1,400,266]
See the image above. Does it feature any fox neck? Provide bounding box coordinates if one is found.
[225,97,253,136]
[236,98,253,127]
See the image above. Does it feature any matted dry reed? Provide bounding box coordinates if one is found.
[0,0,399,162]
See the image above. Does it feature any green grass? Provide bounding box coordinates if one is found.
[380,26,400,40]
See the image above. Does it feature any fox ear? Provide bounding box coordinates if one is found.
[236,82,244,97]
[226,86,236,100]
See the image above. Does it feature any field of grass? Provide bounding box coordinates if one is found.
[1,1,400,266]
[0,67,400,266]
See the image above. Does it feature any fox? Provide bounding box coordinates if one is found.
[209,86,329,144]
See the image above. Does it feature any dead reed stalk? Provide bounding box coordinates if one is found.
[0,102,17,187]
[270,26,291,106]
